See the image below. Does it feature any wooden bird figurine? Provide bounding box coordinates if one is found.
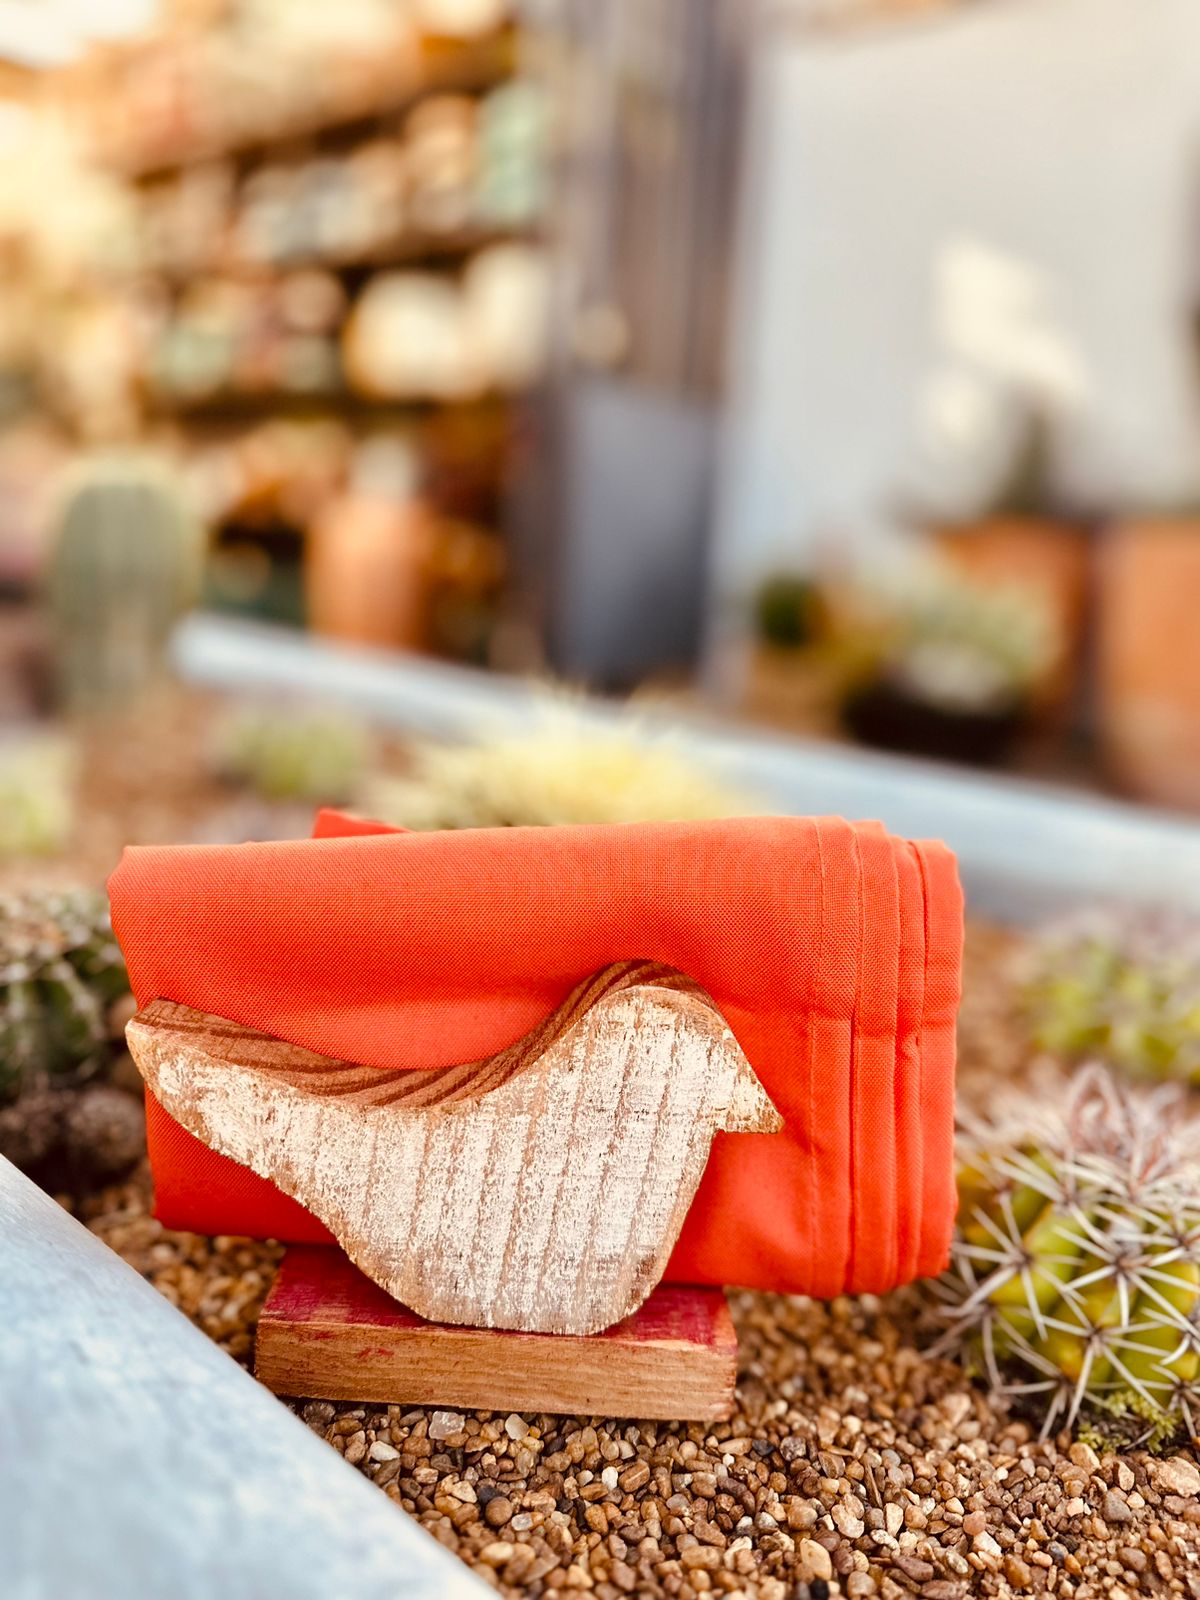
[126,961,782,1335]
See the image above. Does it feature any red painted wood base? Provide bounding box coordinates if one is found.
[255,1246,738,1421]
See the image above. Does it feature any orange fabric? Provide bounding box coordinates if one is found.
[109,811,962,1297]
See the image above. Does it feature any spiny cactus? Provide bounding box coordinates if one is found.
[363,703,755,830]
[0,887,130,1102]
[933,1068,1200,1448]
[1021,912,1200,1087]
[0,738,75,860]
[47,452,204,711]
[210,702,372,804]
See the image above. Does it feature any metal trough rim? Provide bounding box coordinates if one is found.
[0,1155,485,1600]
[173,613,1200,922]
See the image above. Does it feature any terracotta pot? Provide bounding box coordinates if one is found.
[307,493,432,651]
[933,516,1091,718]
[740,644,839,736]
[1098,518,1200,811]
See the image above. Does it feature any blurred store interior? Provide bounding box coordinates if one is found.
[4,0,1200,859]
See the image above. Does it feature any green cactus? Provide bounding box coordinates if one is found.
[0,887,130,1104]
[753,574,824,650]
[1021,914,1200,1087]
[46,452,205,711]
[934,1068,1200,1448]
[211,702,371,804]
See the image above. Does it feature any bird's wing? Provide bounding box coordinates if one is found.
[128,961,781,1125]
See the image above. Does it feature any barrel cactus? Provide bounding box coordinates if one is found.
[0,887,130,1099]
[934,1068,1200,1448]
[0,886,141,1185]
[46,452,205,711]
[1021,912,1200,1087]
[210,702,371,804]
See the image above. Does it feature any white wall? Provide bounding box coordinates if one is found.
[713,0,1200,600]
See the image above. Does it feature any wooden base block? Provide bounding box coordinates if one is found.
[255,1247,738,1422]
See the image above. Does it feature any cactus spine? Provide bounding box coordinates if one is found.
[934,1068,1200,1448]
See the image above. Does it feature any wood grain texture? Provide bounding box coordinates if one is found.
[0,1156,484,1600]
[127,961,782,1335]
[256,1245,739,1421]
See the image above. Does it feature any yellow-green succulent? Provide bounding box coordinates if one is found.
[1022,915,1200,1087]
[935,1068,1200,1449]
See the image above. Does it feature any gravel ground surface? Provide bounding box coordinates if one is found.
[62,920,1199,1600]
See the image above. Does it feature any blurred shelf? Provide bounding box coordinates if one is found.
[109,33,517,184]
[144,386,521,424]
[140,224,540,288]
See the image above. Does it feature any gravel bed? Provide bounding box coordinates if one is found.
[66,921,1200,1599]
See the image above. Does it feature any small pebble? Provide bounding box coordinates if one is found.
[797,1539,834,1582]
[893,1555,935,1583]
[832,1503,865,1538]
[429,1410,465,1441]
[1102,1490,1135,1525]
[1003,1555,1032,1588]
[484,1496,513,1528]
[1150,1456,1200,1496]
[504,1413,528,1440]
[478,1541,515,1566]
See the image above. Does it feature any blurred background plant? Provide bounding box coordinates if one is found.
[0,736,75,860]
[1020,914,1200,1089]
[364,699,756,829]
[210,700,373,804]
[747,553,1060,764]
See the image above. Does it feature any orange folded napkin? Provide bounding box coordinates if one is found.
[108,811,962,1299]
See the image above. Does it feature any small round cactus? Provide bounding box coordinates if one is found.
[934,1068,1200,1448]
[0,886,130,1101]
[1021,912,1200,1087]
[0,887,140,1186]
[210,702,372,805]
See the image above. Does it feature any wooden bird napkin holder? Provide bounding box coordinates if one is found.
[127,962,782,1419]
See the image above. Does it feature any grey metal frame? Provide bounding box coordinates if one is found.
[0,1155,485,1600]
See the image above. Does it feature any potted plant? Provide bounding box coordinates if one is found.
[1096,511,1200,810]
[832,556,1061,766]
[903,238,1093,722]
[928,407,1091,723]
[740,572,841,733]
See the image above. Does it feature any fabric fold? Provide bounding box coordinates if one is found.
[111,811,962,1298]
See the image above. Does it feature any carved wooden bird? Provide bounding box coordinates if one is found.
[127,961,782,1335]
